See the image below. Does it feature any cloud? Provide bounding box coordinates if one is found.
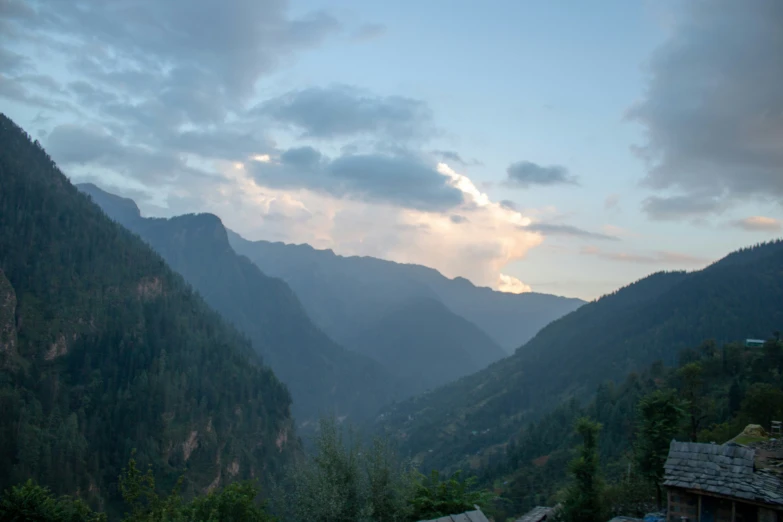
[353,23,386,41]
[249,149,465,212]
[731,216,782,232]
[46,124,211,184]
[0,46,28,73]
[432,150,482,166]
[0,0,551,294]
[642,194,727,221]
[258,85,433,140]
[604,193,620,210]
[629,0,783,217]
[1,0,340,140]
[504,161,577,188]
[523,223,619,241]
[0,74,73,111]
[134,160,544,290]
[499,200,517,211]
[581,245,708,266]
[498,274,532,294]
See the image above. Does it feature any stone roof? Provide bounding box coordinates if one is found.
[515,506,553,522]
[418,507,490,522]
[663,441,783,506]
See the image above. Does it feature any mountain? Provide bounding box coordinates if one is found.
[227,232,584,353]
[377,240,783,470]
[78,183,400,424]
[345,297,508,395]
[0,115,297,509]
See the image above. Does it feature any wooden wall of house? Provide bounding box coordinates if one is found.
[669,489,699,522]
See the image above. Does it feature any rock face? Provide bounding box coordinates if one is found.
[0,269,17,361]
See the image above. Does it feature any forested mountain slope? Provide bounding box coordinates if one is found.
[480,337,783,520]
[228,232,584,353]
[0,115,297,510]
[346,297,508,396]
[78,183,401,423]
[378,241,783,470]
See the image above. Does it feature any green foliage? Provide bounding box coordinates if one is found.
[409,470,493,520]
[634,389,685,506]
[480,337,783,518]
[603,472,657,519]
[557,418,605,522]
[737,383,783,429]
[118,454,274,522]
[0,114,296,509]
[276,418,416,522]
[0,480,106,522]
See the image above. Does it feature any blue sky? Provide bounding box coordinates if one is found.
[2,0,781,300]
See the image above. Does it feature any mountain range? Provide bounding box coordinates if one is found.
[79,183,584,406]
[77,183,399,424]
[228,233,585,353]
[378,239,783,470]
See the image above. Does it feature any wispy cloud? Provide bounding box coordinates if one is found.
[580,245,708,266]
[504,161,578,189]
[730,216,782,232]
[523,223,619,241]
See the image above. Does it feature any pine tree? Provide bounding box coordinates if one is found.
[559,418,605,522]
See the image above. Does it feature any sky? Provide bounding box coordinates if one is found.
[1,0,781,300]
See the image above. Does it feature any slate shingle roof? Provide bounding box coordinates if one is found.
[663,441,783,506]
[515,506,553,522]
[418,508,490,522]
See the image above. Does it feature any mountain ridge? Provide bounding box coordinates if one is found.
[77,182,401,424]
[227,230,585,353]
[0,114,297,509]
[377,239,783,471]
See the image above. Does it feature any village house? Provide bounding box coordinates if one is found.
[663,440,783,522]
[515,506,554,522]
[417,506,490,522]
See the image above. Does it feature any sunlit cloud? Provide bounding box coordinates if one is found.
[498,273,532,294]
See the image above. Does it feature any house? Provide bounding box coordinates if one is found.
[417,506,490,522]
[663,440,783,522]
[515,506,553,522]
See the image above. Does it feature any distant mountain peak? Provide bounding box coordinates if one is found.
[76,182,142,224]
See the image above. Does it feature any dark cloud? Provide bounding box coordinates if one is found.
[259,85,433,140]
[8,1,339,102]
[0,46,28,73]
[499,200,517,211]
[730,216,782,232]
[629,0,783,217]
[1,0,340,140]
[353,23,386,41]
[450,215,469,224]
[504,161,577,188]
[164,129,272,162]
[433,150,482,166]
[249,149,464,211]
[580,246,708,266]
[46,124,212,184]
[281,146,323,168]
[0,74,72,111]
[642,194,727,221]
[68,81,118,107]
[523,223,619,241]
